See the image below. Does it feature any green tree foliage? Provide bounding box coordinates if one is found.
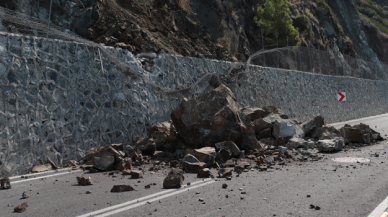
[255,0,299,47]
[293,15,314,39]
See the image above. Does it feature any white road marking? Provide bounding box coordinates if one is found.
[368,197,388,217]
[331,113,388,127]
[77,178,214,217]
[95,180,216,217]
[12,170,82,184]
[10,168,79,180]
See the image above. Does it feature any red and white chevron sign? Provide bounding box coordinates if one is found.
[337,92,346,102]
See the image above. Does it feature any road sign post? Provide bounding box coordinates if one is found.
[337,92,346,121]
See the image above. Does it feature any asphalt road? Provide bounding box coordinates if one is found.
[2,114,388,217]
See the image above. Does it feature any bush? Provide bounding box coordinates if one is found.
[294,15,314,39]
[255,0,299,46]
[216,38,229,50]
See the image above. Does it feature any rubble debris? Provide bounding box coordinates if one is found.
[1,177,11,189]
[197,168,212,178]
[241,107,268,121]
[183,162,206,173]
[22,192,29,199]
[111,185,135,192]
[163,168,184,189]
[222,183,228,189]
[131,170,143,179]
[317,139,344,152]
[47,158,58,170]
[215,148,232,164]
[132,137,156,156]
[340,123,383,144]
[218,168,232,178]
[69,160,77,167]
[32,164,52,173]
[77,177,93,186]
[149,121,177,149]
[182,154,200,164]
[14,202,28,213]
[171,85,254,149]
[86,191,92,194]
[193,147,216,167]
[170,160,179,168]
[94,155,115,171]
[215,141,240,157]
[122,169,132,175]
[301,116,325,136]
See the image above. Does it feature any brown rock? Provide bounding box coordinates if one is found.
[111,144,124,152]
[253,114,282,134]
[221,158,236,167]
[89,168,99,173]
[14,202,28,213]
[193,147,216,167]
[170,160,179,168]
[163,168,184,189]
[340,127,364,143]
[234,165,244,173]
[47,158,57,170]
[183,162,206,173]
[69,160,77,167]
[125,159,132,170]
[94,154,115,171]
[241,107,269,121]
[276,137,286,147]
[318,125,341,140]
[1,177,10,189]
[111,185,134,192]
[171,85,253,148]
[218,168,232,178]
[236,158,251,168]
[197,168,212,178]
[32,164,52,173]
[122,169,132,175]
[150,121,177,146]
[131,170,143,179]
[132,137,156,156]
[77,177,92,185]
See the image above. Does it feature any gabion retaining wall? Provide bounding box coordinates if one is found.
[0,32,387,176]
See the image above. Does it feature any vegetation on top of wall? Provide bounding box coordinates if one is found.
[255,0,299,47]
[356,0,388,35]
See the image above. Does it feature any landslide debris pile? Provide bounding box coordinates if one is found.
[1,85,384,189]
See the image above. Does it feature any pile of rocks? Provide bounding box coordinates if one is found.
[10,85,383,189]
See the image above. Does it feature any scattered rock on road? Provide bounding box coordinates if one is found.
[14,202,28,213]
[111,185,135,192]
[163,168,184,189]
[1,177,11,189]
[76,177,93,186]
[197,168,212,178]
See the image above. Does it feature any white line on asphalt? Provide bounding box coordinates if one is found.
[368,196,388,217]
[9,168,79,180]
[12,170,82,184]
[95,180,216,217]
[76,178,214,217]
[331,113,388,126]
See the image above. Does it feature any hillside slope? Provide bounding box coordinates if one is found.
[1,0,388,65]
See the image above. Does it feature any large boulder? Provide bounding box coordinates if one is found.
[341,123,384,144]
[317,138,344,152]
[215,148,231,164]
[272,119,304,142]
[214,141,240,157]
[171,85,253,148]
[301,116,324,136]
[163,168,184,189]
[317,125,341,140]
[252,114,282,134]
[193,147,216,167]
[241,107,269,121]
[340,126,364,143]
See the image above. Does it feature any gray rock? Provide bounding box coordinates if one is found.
[214,141,240,157]
[301,116,324,136]
[193,147,215,167]
[273,119,304,142]
[253,114,282,134]
[316,139,344,152]
[287,138,309,150]
[241,107,268,121]
[182,154,200,164]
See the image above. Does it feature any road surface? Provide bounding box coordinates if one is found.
[2,114,388,217]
